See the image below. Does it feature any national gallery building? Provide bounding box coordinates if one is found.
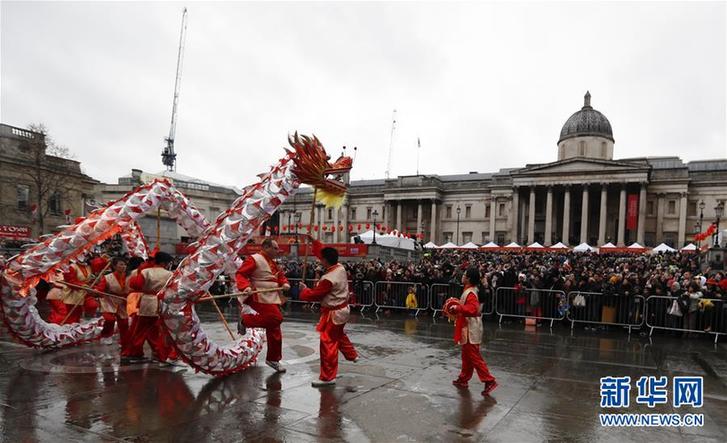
[280,92,727,248]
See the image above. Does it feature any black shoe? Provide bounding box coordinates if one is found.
[237,318,246,335]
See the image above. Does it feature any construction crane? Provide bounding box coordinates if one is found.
[385,109,397,179]
[162,7,188,172]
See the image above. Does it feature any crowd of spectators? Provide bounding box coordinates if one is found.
[278,250,727,335]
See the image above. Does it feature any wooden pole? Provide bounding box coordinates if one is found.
[156,207,161,249]
[301,188,317,285]
[60,261,111,325]
[196,287,283,303]
[59,282,126,302]
[206,293,236,341]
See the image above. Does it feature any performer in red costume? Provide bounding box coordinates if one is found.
[126,252,175,364]
[59,259,94,324]
[235,238,290,373]
[46,269,68,324]
[299,245,358,387]
[447,267,498,396]
[94,257,130,348]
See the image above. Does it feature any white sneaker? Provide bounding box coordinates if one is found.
[265,360,286,373]
[312,379,336,388]
[240,304,259,316]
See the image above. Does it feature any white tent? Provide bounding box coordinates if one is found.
[681,243,697,251]
[481,241,499,249]
[352,230,416,250]
[461,242,479,249]
[652,243,676,253]
[439,242,458,249]
[503,242,521,248]
[628,242,645,249]
[527,242,544,249]
[423,241,439,249]
[550,242,569,250]
[600,242,616,248]
[573,242,595,252]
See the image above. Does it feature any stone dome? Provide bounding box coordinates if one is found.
[558,91,614,144]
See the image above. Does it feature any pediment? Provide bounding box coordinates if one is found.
[515,158,647,176]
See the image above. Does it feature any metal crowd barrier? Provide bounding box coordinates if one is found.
[287,278,375,312]
[495,286,566,328]
[374,281,428,316]
[429,283,495,318]
[645,296,726,344]
[566,291,645,334]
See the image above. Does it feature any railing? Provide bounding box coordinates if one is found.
[429,283,495,318]
[287,278,375,312]
[495,287,567,328]
[374,281,429,316]
[567,291,645,334]
[644,296,725,344]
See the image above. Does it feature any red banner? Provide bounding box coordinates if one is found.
[0,225,31,240]
[626,194,638,230]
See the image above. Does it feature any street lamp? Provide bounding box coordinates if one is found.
[456,206,461,245]
[714,201,724,247]
[372,209,379,245]
[294,212,301,244]
[697,201,705,248]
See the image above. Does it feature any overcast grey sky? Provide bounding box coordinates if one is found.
[2,1,726,188]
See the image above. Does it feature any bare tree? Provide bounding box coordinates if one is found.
[22,123,81,234]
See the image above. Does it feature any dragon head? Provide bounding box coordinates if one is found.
[288,133,353,208]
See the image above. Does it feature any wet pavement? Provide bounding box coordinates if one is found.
[1,308,726,442]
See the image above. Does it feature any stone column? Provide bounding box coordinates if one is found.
[562,186,571,245]
[678,192,687,247]
[527,187,536,244]
[580,184,589,244]
[396,201,402,232]
[598,184,608,246]
[617,184,627,246]
[333,206,340,243]
[489,195,496,242]
[416,201,423,239]
[637,183,647,245]
[656,193,665,243]
[342,203,349,244]
[544,186,553,246]
[430,200,438,243]
[510,188,519,243]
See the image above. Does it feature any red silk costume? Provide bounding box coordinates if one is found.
[451,285,496,386]
[125,264,175,361]
[235,252,289,363]
[94,271,130,350]
[300,263,357,382]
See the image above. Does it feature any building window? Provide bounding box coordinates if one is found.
[327,208,333,220]
[498,203,505,217]
[462,232,472,243]
[485,204,491,218]
[647,200,655,216]
[482,232,488,243]
[446,206,452,218]
[351,207,357,220]
[411,207,417,218]
[16,185,30,210]
[663,232,676,248]
[366,207,372,220]
[496,233,505,245]
[49,192,62,215]
[687,201,697,217]
[579,141,586,156]
[443,232,453,242]
[601,141,607,157]
[465,205,471,219]
[667,200,676,215]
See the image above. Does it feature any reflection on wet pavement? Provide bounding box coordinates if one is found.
[0,310,726,442]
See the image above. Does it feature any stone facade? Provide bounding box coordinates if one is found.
[279,94,727,248]
[94,169,241,254]
[0,123,98,239]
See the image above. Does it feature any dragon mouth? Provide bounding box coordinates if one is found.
[288,133,353,207]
